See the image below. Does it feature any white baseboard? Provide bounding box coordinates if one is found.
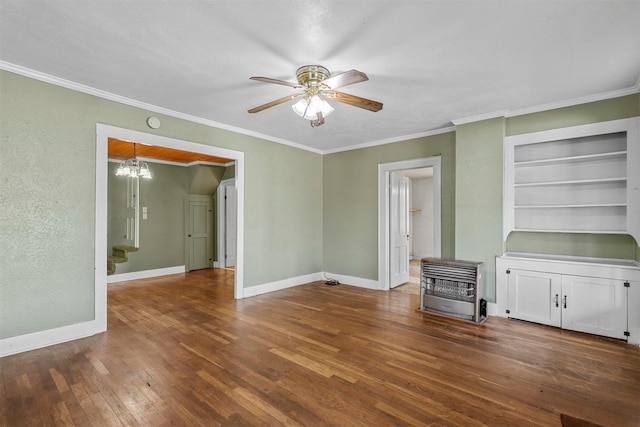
[107,265,186,283]
[323,272,382,290]
[243,272,324,297]
[486,301,500,317]
[0,320,100,358]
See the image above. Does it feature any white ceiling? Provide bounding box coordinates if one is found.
[1,1,638,153]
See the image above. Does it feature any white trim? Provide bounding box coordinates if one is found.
[379,157,442,291]
[217,178,236,269]
[243,272,325,297]
[3,60,638,155]
[95,130,109,333]
[322,127,456,154]
[1,60,322,155]
[452,110,508,126]
[107,266,186,284]
[486,302,499,318]
[503,117,640,241]
[323,273,382,290]
[96,124,245,306]
[507,85,640,118]
[0,321,98,358]
[108,157,233,168]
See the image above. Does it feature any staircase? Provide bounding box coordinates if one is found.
[107,245,139,275]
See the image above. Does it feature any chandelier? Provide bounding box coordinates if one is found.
[115,143,152,179]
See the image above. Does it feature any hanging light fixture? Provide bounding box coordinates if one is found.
[292,95,335,120]
[115,143,152,179]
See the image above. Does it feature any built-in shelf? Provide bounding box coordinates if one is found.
[503,117,639,241]
[514,177,627,187]
[514,150,627,167]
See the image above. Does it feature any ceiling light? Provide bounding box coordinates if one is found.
[115,143,152,179]
[292,95,334,121]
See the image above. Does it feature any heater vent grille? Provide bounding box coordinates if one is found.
[420,258,486,323]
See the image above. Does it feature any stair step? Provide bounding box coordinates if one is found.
[108,246,138,276]
[108,255,127,264]
[112,246,139,259]
[112,245,139,252]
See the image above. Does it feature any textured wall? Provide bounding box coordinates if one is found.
[410,177,434,258]
[0,73,97,337]
[455,117,506,302]
[107,162,191,273]
[322,132,456,280]
[0,70,323,340]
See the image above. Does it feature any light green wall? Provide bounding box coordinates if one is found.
[187,164,226,195]
[107,162,191,273]
[1,67,637,342]
[506,94,640,136]
[455,117,506,301]
[0,70,322,340]
[323,132,456,280]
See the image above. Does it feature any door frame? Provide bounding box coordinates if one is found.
[378,157,441,291]
[216,178,236,268]
[95,124,245,333]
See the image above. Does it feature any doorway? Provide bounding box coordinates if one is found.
[378,157,441,291]
[95,124,245,333]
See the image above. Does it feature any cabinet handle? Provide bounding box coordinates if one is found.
[554,294,559,308]
[563,295,567,309]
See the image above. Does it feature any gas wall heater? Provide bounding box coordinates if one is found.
[420,257,486,323]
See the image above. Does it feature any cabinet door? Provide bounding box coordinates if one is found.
[507,269,561,327]
[561,275,627,340]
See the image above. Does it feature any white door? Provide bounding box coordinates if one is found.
[186,197,213,271]
[390,173,410,288]
[124,176,139,247]
[225,182,237,268]
[507,269,562,327]
[562,275,627,340]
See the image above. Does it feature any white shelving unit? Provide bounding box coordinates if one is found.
[503,117,640,241]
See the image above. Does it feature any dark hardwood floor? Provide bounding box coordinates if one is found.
[1,268,639,426]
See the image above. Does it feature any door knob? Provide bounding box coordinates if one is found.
[188,234,192,237]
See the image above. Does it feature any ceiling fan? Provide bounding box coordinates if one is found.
[248,65,383,127]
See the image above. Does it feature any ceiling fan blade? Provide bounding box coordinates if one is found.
[250,76,302,89]
[326,91,383,112]
[322,69,368,90]
[248,93,303,113]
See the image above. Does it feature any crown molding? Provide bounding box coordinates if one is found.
[3,61,638,155]
[0,60,323,155]
[451,80,640,126]
[451,110,508,126]
[322,126,457,155]
[507,83,640,118]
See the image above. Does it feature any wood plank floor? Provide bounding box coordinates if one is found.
[1,268,639,426]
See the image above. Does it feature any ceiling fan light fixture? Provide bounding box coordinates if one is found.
[292,95,334,120]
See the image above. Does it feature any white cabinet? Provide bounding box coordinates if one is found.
[503,117,640,241]
[561,275,627,338]
[505,268,627,339]
[497,253,640,342]
[506,269,561,327]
